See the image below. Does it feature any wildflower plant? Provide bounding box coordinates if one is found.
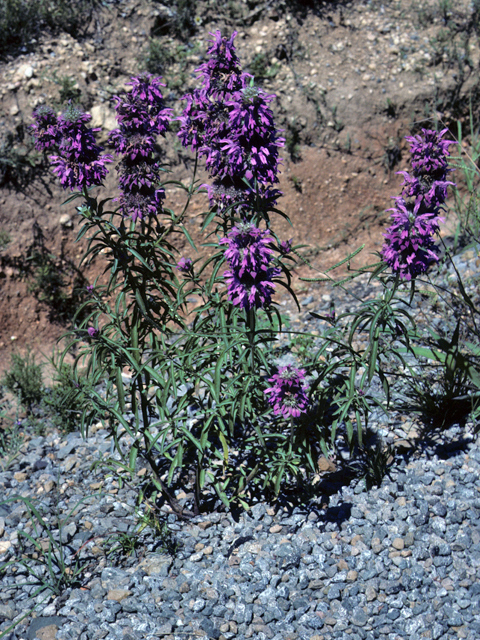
[30,34,329,518]
[32,28,480,517]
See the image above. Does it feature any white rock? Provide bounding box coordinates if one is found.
[59,214,73,228]
[90,104,117,132]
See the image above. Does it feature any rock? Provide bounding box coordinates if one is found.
[269,524,283,533]
[392,537,404,550]
[0,604,16,620]
[107,589,131,602]
[137,553,173,576]
[27,617,66,640]
[90,104,117,134]
[15,64,34,82]
[59,214,73,228]
[317,456,337,473]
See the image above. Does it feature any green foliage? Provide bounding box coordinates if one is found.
[0,229,11,250]
[0,492,99,599]
[401,320,480,430]
[56,74,82,105]
[0,0,100,59]
[285,120,302,162]
[248,53,280,80]
[361,429,394,490]
[0,397,25,471]
[151,0,197,41]
[143,38,174,75]
[42,362,91,433]
[105,499,177,561]
[450,115,480,244]
[0,125,39,189]
[1,352,43,414]
[25,243,90,325]
[142,40,198,96]
[290,333,315,365]
[382,137,402,172]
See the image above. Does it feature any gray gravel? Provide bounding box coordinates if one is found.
[0,421,479,640]
[1,243,479,640]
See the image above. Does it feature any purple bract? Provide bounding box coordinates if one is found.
[31,105,60,151]
[110,74,172,222]
[264,365,310,418]
[177,257,193,273]
[220,223,280,310]
[178,31,284,215]
[32,104,112,190]
[382,128,455,280]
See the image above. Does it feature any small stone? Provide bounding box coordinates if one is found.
[0,541,11,553]
[0,604,16,619]
[63,455,78,472]
[107,589,131,602]
[0,517,5,537]
[270,524,283,533]
[179,582,190,593]
[347,570,358,581]
[59,214,72,229]
[365,586,377,601]
[9,104,19,116]
[317,456,336,473]
[203,546,213,555]
[392,538,404,550]
[138,554,173,576]
[14,471,28,482]
[157,623,173,634]
[351,607,369,626]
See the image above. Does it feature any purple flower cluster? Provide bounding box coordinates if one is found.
[220,223,280,310]
[264,365,310,419]
[31,105,60,151]
[382,128,455,280]
[178,31,284,213]
[32,104,112,190]
[109,74,172,222]
[176,257,193,273]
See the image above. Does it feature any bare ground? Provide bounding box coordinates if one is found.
[0,0,478,379]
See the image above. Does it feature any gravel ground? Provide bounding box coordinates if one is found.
[0,244,479,640]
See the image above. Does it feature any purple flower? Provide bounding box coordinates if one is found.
[86,284,94,293]
[178,32,283,215]
[33,104,112,190]
[177,257,193,273]
[405,128,455,177]
[110,74,172,222]
[223,267,278,310]
[31,105,60,151]
[280,239,292,254]
[264,365,310,418]
[220,223,280,310]
[382,129,455,280]
[87,327,99,338]
[382,197,444,280]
